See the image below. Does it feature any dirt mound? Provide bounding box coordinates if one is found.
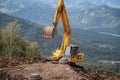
[0,57,120,80]
[0,56,47,68]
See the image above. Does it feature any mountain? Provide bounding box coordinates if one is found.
[77,5,120,29]
[0,12,62,57]
[0,1,120,29]
[66,5,120,29]
[34,0,97,9]
[72,2,96,10]
[0,0,120,29]
[0,0,54,25]
[0,0,27,13]
[0,11,120,62]
[38,0,58,8]
[34,0,120,9]
[87,0,120,8]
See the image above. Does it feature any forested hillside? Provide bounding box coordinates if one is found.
[0,22,41,58]
[0,12,62,57]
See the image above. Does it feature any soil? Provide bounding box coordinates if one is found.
[0,56,120,80]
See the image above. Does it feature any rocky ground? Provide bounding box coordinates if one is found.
[0,56,120,80]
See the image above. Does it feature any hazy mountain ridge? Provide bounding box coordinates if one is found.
[0,0,54,25]
[79,5,120,28]
[0,0,120,29]
[67,5,120,29]
[36,0,120,9]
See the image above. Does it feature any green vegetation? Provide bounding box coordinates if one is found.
[71,28,120,61]
[0,22,41,58]
[79,62,120,74]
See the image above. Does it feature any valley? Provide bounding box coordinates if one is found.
[0,0,120,75]
[0,12,120,61]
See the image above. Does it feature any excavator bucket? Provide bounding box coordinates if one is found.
[43,25,57,39]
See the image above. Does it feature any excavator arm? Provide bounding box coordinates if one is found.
[43,0,71,60]
[54,0,71,51]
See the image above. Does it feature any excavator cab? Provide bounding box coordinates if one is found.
[64,44,84,62]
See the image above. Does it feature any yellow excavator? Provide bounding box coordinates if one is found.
[43,0,84,63]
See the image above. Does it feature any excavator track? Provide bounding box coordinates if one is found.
[68,62,84,72]
[46,58,84,71]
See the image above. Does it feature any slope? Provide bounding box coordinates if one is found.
[0,0,54,25]
[72,28,120,61]
[0,12,62,57]
[68,5,120,29]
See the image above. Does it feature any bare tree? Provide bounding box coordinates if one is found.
[1,22,20,58]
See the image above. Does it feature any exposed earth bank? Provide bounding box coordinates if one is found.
[0,56,120,80]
